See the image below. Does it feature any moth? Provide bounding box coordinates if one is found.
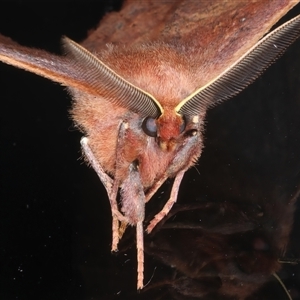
[0,1,300,290]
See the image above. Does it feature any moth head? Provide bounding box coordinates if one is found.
[142,110,186,151]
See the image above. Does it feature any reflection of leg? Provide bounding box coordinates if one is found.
[80,137,127,251]
[146,170,185,233]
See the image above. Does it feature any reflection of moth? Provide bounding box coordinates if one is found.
[0,1,300,289]
[143,192,300,299]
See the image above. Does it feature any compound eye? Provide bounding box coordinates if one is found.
[142,117,157,137]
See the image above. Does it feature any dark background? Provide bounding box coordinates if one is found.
[1,1,300,299]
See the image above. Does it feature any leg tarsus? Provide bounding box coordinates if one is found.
[136,221,144,289]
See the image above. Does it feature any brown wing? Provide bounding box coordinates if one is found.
[176,14,300,116]
[0,1,299,109]
[0,36,163,118]
[0,36,93,93]
[83,0,299,87]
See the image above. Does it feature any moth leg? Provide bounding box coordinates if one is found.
[136,221,144,289]
[120,162,146,289]
[146,170,185,233]
[80,137,127,251]
[145,175,168,203]
[146,132,201,233]
[108,179,123,251]
[118,221,128,240]
[80,137,113,193]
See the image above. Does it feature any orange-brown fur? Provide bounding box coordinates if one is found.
[0,0,299,292]
[71,43,204,188]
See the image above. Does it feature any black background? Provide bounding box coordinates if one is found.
[1,1,300,299]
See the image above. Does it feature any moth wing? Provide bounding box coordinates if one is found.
[0,35,162,118]
[83,1,299,87]
[177,14,300,116]
[0,35,90,92]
